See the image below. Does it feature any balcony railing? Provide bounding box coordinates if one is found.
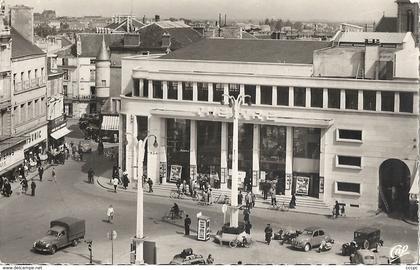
[73,95,96,101]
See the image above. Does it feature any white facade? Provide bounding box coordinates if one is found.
[119,37,419,214]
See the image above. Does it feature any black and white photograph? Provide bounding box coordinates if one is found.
[0,0,418,267]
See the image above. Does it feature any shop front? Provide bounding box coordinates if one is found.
[101,114,119,143]
[23,125,48,166]
[0,138,26,181]
[166,118,190,183]
[48,114,71,163]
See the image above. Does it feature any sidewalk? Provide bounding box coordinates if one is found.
[96,177,377,219]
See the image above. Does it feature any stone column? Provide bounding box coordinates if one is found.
[240,84,245,97]
[323,88,328,108]
[208,83,214,102]
[340,89,345,110]
[252,124,260,194]
[305,87,311,107]
[289,86,294,106]
[139,79,144,97]
[220,122,228,190]
[162,81,168,100]
[177,81,183,100]
[147,116,161,184]
[256,85,261,105]
[160,118,167,184]
[193,82,198,102]
[148,80,153,99]
[358,90,363,110]
[223,83,229,104]
[190,120,197,181]
[376,91,382,111]
[394,92,400,112]
[413,93,419,114]
[126,114,138,188]
[319,129,326,201]
[285,126,293,196]
[272,86,277,106]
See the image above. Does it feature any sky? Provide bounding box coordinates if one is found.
[6,0,404,23]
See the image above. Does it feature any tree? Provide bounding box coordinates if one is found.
[274,19,283,31]
[35,24,56,38]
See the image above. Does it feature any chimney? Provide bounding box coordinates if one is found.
[9,5,34,43]
[155,15,160,22]
[364,39,380,79]
[161,32,171,48]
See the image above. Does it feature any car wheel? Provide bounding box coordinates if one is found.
[72,239,78,247]
[304,243,311,252]
[50,245,57,254]
[363,240,369,249]
[229,240,238,248]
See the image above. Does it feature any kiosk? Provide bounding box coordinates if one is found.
[197,215,210,241]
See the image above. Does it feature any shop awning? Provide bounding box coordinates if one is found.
[409,162,419,201]
[101,115,119,131]
[50,127,72,140]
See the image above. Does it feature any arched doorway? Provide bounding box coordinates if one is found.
[379,159,411,215]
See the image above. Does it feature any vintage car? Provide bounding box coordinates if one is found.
[342,227,383,255]
[350,249,377,265]
[169,249,206,265]
[291,226,332,252]
[214,222,246,246]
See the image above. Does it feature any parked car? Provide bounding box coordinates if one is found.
[350,249,377,264]
[169,249,206,265]
[342,227,383,256]
[291,226,332,252]
[214,222,245,246]
[33,217,85,254]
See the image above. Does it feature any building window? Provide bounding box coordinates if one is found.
[20,104,25,122]
[90,70,95,81]
[244,85,256,104]
[213,83,224,103]
[63,70,69,81]
[399,92,413,113]
[293,127,320,159]
[142,79,149,97]
[182,82,193,101]
[153,80,163,99]
[34,99,38,116]
[101,80,106,87]
[41,97,45,114]
[197,82,208,101]
[168,81,177,100]
[328,89,340,109]
[28,101,32,119]
[260,85,272,105]
[310,88,323,108]
[345,90,358,110]
[363,91,376,111]
[335,181,361,195]
[13,106,18,125]
[277,86,289,106]
[228,84,240,99]
[336,155,362,169]
[381,92,394,112]
[133,79,139,96]
[336,129,362,142]
[294,87,306,107]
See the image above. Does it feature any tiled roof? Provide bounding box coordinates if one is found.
[60,36,72,47]
[375,17,398,33]
[242,31,257,39]
[11,27,45,59]
[338,32,407,44]
[78,33,125,57]
[160,38,331,64]
[153,21,190,29]
[105,19,145,32]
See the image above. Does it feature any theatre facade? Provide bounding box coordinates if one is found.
[119,34,419,213]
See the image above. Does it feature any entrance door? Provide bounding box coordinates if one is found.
[379,159,411,215]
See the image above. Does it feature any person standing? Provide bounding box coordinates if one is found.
[30,180,36,196]
[206,254,214,264]
[208,188,212,204]
[270,190,277,207]
[51,168,56,182]
[0,177,3,192]
[78,148,83,161]
[20,177,28,194]
[238,191,243,206]
[147,178,153,193]
[245,221,252,235]
[334,201,340,218]
[122,171,129,189]
[245,192,250,209]
[250,192,255,209]
[38,166,44,182]
[88,168,95,184]
[3,180,11,197]
[264,224,273,245]
[112,177,119,193]
[107,205,114,223]
[243,208,250,223]
[289,193,296,209]
[184,214,191,235]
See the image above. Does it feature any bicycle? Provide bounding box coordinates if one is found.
[170,191,185,200]
[164,209,184,220]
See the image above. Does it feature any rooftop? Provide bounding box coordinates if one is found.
[11,28,45,59]
[152,21,190,29]
[338,32,408,44]
[160,38,331,64]
[375,17,398,33]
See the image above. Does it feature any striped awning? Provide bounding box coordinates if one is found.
[101,115,119,131]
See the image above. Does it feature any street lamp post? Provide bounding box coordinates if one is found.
[222,94,250,228]
[135,134,158,264]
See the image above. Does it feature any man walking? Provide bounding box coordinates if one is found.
[245,221,252,235]
[30,180,36,196]
[264,224,273,245]
[243,208,250,223]
[184,214,191,235]
[51,168,56,182]
[147,178,153,193]
[238,191,243,206]
[112,177,119,193]
[107,205,114,223]
[38,166,44,182]
[88,168,95,184]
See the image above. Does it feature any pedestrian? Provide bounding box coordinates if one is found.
[264,224,273,245]
[341,204,346,217]
[20,177,28,194]
[245,192,250,208]
[262,181,268,200]
[176,179,181,192]
[243,208,250,223]
[289,193,296,209]
[0,177,3,192]
[122,171,129,189]
[112,177,119,193]
[38,166,44,182]
[3,180,11,197]
[238,190,243,206]
[79,149,83,161]
[206,254,214,264]
[245,221,252,235]
[182,180,187,194]
[107,205,114,223]
[147,178,153,193]
[251,191,256,209]
[88,168,95,184]
[184,214,191,235]
[270,190,277,207]
[51,168,56,182]
[208,188,212,204]
[334,201,340,218]
[97,140,104,155]
[30,180,36,196]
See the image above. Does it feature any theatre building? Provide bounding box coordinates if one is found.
[119,32,419,214]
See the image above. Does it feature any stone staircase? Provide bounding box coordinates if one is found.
[153,184,332,215]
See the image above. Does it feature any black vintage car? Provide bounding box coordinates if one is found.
[342,227,384,256]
